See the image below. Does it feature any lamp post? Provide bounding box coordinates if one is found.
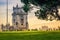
[6,0,9,31]
[6,0,8,24]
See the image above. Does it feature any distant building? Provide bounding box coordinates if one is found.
[1,24,10,31]
[12,5,28,30]
[42,26,48,31]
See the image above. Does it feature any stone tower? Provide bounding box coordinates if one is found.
[12,5,28,30]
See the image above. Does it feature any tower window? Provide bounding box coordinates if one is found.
[16,22,18,25]
[21,19,23,21]
[21,23,23,25]
[21,19,24,25]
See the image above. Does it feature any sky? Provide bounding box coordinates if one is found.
[0,0,60,29]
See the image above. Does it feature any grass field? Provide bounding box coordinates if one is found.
[0,31,60,40]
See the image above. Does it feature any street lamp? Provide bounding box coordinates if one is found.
[6,0,8,24]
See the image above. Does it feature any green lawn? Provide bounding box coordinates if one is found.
[0,31,60,40]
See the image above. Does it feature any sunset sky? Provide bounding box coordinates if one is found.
[0,0,60,29]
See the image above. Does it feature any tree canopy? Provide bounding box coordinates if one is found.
[21,0,60,21]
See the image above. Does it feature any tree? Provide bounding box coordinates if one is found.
[21,0,60,21]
